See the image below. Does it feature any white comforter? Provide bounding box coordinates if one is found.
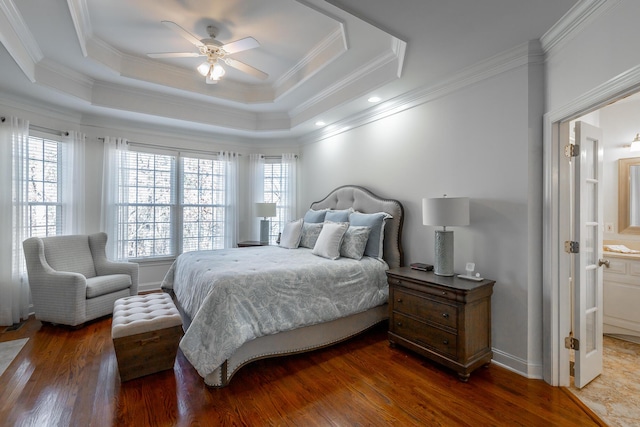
[160,246,389,378]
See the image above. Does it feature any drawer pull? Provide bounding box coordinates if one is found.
[396,298,403,303]
[442,313,449,319]
[396,321,403,327]
[443,339,449,345]
[441,291,447,296]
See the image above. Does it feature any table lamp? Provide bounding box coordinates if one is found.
[255,202,277,244]
[422,196,469,276]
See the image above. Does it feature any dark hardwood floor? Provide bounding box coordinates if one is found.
[0,316,604,426]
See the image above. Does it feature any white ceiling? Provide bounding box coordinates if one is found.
[0,0,578,143]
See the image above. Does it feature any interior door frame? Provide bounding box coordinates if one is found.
[543,65,640,386]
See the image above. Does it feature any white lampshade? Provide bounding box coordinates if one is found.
[197,62,211,76]
[422,197,470,227]
[255,202,277,218]
[210,62,226,80]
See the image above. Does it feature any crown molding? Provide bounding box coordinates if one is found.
[35,58,95,102]
[0,0,42,81]
[274,26,347,100]
[541,0,621,57]
[66,0,92,57]
[0,91,83,125]
[299,40,540,145]
[290,41,404,119]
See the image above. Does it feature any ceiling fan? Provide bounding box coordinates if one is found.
[147,21,268,84]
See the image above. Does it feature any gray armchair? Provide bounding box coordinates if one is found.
[23,232,138,327]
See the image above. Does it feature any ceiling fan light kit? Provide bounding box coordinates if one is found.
[148,21,268,83]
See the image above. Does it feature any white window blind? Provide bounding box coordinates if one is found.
[27,136,62,237]
[263,158,289,244]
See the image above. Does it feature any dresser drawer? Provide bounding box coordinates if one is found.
[388,277,457,300]
[391,313,458,358]
[392,289,457,329]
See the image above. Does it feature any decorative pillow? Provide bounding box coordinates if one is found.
[278,218,303,249]
[299,222,324,248]
[324,208,353,223]
[303,209,328,223]
[348,212,392,259]
[312,222,349,260]
[340,226,372,260]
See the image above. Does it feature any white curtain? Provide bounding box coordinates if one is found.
[219,151,239,248]
[62,131,86,234]
[248,153,265,241]
[0,117,30,326]
[282,153,298,222]
[101,137,129,260]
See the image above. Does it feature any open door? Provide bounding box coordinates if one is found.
[571,121,604,388]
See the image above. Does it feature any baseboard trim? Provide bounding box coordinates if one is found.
[491,348,543,380]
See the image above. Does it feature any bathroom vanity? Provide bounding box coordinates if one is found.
[603,250,640,340]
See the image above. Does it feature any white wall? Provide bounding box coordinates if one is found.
[300,54,545,375]
[546,0,640,113]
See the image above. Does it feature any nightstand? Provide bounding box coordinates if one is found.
[386,267,494,381]
[237,241,268,247]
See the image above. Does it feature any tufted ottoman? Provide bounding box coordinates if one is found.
[112,292,183,381]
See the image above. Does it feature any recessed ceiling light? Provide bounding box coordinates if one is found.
[315,121,326,126]
[368,96,381,103]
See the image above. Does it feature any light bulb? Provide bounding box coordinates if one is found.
[197,62,211,77]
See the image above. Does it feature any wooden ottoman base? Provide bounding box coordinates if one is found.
[111,293,183,382]
[113,325,182,381]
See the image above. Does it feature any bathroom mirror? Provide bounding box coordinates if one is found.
[619,157,640,234]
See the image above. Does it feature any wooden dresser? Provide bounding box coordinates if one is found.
[386,267,495,381]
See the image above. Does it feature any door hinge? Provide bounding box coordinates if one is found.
[564,241,579,254]
[565,336,580,350]
[569,360,575,377]
[565,144,580,158]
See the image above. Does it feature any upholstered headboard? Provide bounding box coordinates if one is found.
[310,185,404,269]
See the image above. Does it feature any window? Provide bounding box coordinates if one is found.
[116,149,230,259]
[27,136,62,237]
[181,156,226,252]
[263,158,290,244]
[118,151,176,259]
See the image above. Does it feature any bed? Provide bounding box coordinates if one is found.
[161,185,404,387]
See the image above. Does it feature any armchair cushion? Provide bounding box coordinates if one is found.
[86,274,132,299]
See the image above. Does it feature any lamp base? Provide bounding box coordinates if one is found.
[260,219,270,245]
[434,230,454,276]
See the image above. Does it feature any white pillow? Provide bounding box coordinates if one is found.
[279,218,303,249]
[312,222,349,260]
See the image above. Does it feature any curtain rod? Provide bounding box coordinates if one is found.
[1,117,69,137]
[97,137,241,157]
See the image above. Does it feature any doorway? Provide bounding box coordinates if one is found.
[543,73,640,389]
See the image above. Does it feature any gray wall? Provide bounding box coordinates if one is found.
[300,51,545,375]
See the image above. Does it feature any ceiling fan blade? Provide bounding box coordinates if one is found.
[224,58,268,80]
[147,52,202,58]
[161,20,204,48]
[222,37,260,54]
